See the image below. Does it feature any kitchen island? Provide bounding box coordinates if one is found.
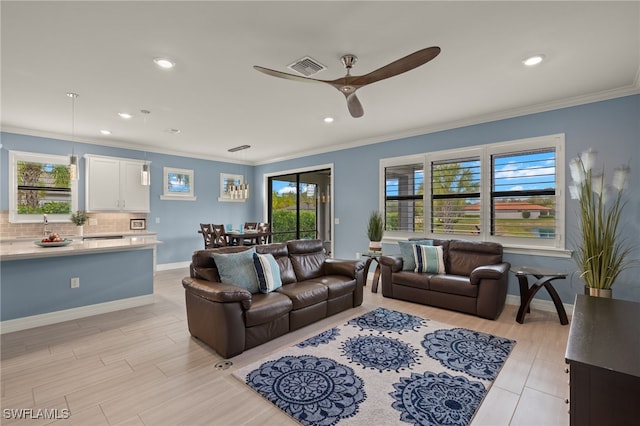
[0,235,161,333]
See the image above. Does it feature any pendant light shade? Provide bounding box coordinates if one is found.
[67,92,79,181]
[69,154,78,181]
[141,163,150,186]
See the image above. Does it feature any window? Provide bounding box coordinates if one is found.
[9,151,78,223]
[431,157,481,236]
[491,149,556,239]
[380,134,565,251]
[384,161,424,232]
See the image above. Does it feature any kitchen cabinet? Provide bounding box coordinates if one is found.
[85,155,150,212]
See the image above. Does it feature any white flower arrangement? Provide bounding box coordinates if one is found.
[568,149,633,290]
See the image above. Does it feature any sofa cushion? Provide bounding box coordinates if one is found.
[306,276,356,299]
[399,239,433,271]
[245,292,293,327]
[429,274,478,298]
[213,248,259,293]
[276,281,328,310]
[256,243,297,284]
[448,240,503,276]
[287,240,327,281]
[253,253,282,293]
[413,244,445,274]
[392,271,431,290]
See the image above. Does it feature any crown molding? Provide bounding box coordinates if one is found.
[3,86,638,168]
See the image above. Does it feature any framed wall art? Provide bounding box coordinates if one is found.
[160,167,196,200]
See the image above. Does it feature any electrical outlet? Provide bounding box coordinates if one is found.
[155,217,160,224]
[70,277,80,288]
[89,218,98,226]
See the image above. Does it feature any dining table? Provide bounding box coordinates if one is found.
[224,230,267,246]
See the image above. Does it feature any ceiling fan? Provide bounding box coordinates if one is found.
[254,46,441,118]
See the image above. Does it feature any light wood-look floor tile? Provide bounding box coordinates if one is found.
[1,268,571,425]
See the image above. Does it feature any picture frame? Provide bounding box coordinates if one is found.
[160,167,196,200]
[130,218,146,230]
[218,172,246,202]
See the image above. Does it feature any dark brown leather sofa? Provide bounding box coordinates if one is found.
[379,239,510,320]
[182,239,365,358]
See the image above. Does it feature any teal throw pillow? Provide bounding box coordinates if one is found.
[253,253,282,293]
[413,244,445,274]
[213,248,259,293]
[398,239,433,271]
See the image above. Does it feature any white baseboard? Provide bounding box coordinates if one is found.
[505,294,574,316]
[0,294,155,334]
[157,261,190,271]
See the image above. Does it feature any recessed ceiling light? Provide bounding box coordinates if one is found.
[164,128,181,134]
[323,117,334,123]
[523,54,545,66]
[99,130,112,135]
[118,112,132,119]
[154,58,175,69]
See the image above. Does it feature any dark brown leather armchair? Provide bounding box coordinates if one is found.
[182,239,365,358]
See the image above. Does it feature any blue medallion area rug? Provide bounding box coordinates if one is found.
[232,307,515,426]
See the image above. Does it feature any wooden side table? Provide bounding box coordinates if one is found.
[362,252,382,293]
[511,265,569,325]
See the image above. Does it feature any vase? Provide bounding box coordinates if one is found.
[77,225,84,238]
[368,240,382,252]
[584,286,612,298]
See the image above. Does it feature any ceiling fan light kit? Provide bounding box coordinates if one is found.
[255,46,441,118]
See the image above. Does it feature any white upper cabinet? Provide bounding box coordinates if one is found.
[85,154,150,212]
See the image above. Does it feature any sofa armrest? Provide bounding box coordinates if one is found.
[323,258,365,279]
[182,277,252,310]
[380,255,403,273]
[469,263,510,285]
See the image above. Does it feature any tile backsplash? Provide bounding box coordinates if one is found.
[0,211,149,239]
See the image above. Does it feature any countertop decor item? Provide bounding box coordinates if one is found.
[568,149,634,294]
[70,210,88,226]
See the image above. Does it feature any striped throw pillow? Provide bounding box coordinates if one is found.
[413,244,445,274]
[253,253,282,293]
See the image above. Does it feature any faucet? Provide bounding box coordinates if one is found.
[43,214,49,237]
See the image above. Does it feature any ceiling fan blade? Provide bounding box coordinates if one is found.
[349,46,441,86]
[253,65,325,84]
[345,92,364,118]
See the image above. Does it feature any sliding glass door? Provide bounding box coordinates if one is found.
[268,169,331,251]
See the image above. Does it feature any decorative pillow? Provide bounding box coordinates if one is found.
[213,248,259,293]
[413,244,445,274]
[398,239,433,271]
[253,252,282,293]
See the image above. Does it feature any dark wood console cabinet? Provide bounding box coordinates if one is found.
[565,294,640,426]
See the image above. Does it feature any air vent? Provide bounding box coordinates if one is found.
[288,56,326,77]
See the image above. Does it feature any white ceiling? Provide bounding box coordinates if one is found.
[2,1,639,165]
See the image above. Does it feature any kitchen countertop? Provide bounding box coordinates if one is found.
[0,235,162,261]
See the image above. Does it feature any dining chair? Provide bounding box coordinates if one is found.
[199,223,215,249]
[244,222,258,231]
[211,225,228,247]
[257,222,271,245]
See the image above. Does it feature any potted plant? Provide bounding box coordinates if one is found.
[70,210,89,237]
[367,211,384,252]
[568,149,634,298]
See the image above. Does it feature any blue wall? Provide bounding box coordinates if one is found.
[1,249,154,321]
[254,95,640,304]
[2,94,639,304]
[0,132,254,265]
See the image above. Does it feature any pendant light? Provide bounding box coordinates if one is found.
[67,92,79,181]
[140,110,151,186]
[225,145,250,200]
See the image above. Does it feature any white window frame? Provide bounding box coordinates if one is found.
[380,134,568,257]
[9,150,78,223]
